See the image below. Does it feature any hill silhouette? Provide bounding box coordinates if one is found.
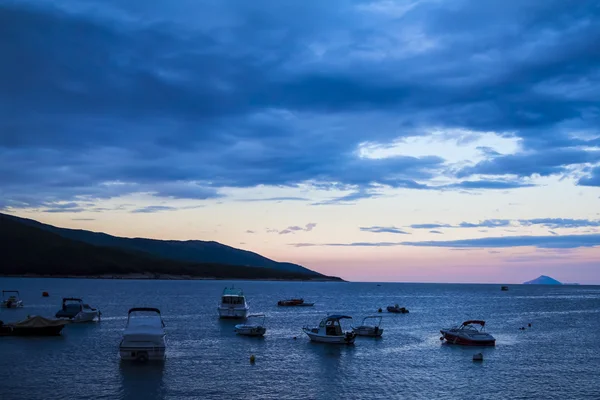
[0,213,341,281]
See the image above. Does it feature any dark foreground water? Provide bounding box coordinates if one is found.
[0,278,599,400]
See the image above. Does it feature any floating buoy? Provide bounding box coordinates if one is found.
[250,355,256,364]
[293,336,297,340]
[378,308,382,313]
[528,323,532,328]
[42,292,49,297]
[473,353,483,362]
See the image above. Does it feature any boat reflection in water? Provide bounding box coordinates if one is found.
[119,361,165,400]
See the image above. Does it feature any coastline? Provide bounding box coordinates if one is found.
[0,273,345,282]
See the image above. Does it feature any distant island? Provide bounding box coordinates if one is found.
[523,275,562,285]
[0,213,343,282]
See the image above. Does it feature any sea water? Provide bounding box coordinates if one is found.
[0,278,599,400]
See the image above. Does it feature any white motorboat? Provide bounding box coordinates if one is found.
[352,316,384,337]
[234,314,267,337]
[218,286,249,319]
[1,291,24,308]
[302,315,356,345]
[440,320,496,346]
[119,308,166,362]
[55,298,101,322]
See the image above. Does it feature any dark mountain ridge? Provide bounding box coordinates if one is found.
[0,213,341,281]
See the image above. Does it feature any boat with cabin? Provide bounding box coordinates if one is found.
[302,315,356,344]
[0,316,69,336]
[119,308,166,362]
[55,298,101,322]
[1,291,24,308]
[218,286,249,319]
[352,316,384,337]
[234,314,267,337]
[277,298,315,307]
[440,320,496,346]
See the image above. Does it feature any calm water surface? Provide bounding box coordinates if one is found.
[0,278,599,400]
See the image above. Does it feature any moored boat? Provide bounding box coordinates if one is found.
[55,298,101,322]
[352,316,384,337]
[440,320,496,346]
[277,298,315,307]
[501,286,509,291]
[1,291,24,308]
[234,314,267,337]
[119,308,166,362]
[302,315,356,344]
[0,316,69,336]
[387,304,409,314]
[218,286,249,319]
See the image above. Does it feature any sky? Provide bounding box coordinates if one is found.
[1,0,600,284]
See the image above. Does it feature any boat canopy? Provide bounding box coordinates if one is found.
[463,320,485,326]
[222,286,244,296]
[326,315,352,321]
[62,298,83,303]
[128,307,161,314]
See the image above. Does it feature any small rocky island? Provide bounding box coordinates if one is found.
[523,275,562,285]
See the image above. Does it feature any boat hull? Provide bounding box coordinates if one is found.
[1,301,24,309]
[234,325,266,337]
[73,311,100,323]
[218,307,249,319]
[353,326,384,337]
[302,329,356,344]
[0,325,66,336]
[119,341,166,361]
[440,330,496,346]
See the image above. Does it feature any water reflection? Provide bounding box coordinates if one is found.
[119,361,165,400]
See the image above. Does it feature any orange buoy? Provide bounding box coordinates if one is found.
[42,292,49,297]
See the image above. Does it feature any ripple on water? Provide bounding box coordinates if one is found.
[1,279,600,400]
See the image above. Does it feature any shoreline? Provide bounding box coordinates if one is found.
[0,273,345,282]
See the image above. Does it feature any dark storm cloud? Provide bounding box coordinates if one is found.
[1,0,600,209]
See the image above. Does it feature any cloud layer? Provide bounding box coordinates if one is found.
[1,0,599,211]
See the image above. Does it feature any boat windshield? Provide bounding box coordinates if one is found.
[222,296,245,305]
[127,311,165,328]
[325,320,343,336]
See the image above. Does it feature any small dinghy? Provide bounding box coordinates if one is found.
[302,315,356,345]
[1,291,24,308]
[55,298,101,322]
[234,314,267,337]
[277,298,315,307]
[440,320,496,346]
[352,316,384,337]
[0,316,69,336]
[387,304,409,314]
